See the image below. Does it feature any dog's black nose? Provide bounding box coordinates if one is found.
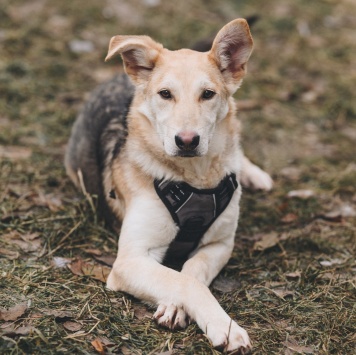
[175,132,200,151]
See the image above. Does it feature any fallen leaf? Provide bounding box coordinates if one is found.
[95,337,116,347]
[281,213,298,223]
[2,325,36,337]
[67,258,111,283]
[93,254,116,267]
[0,248,19,260]
[91,338,105,354]
[69,39,94,53]
[320,258,344,267]
[32,193,63,212]
[270,288,295,300]
[0,145,32,160]
[287,189,315,199]
[285,271,301,279]
[2,231,42,253]
[253,232,279,251]
[330,204,352,218]
[133,305,152,320]
[52,256,72,268]
[283,337,314,354]
[62,321,82,332]
[276,320,294,331]
[0,302,28,321]
[120,346,133,355]
[280,167,302,181]
[212,275,241,293]
[44,309,74,320]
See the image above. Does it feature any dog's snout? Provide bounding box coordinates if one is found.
[175,131,200,151]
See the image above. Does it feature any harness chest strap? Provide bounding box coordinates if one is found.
[154,173,238,268]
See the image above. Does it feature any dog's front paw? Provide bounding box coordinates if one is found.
[106,269,120,291]
[241,160,273,191]
[153,304,190,330]
[208,320,251,353]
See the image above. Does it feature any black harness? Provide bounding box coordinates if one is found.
[154,173,238,269]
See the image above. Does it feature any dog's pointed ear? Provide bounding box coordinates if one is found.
[209,19,253,93]
[105,35,163,83]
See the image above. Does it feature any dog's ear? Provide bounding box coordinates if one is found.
[105,35,163,83]
[209,19,253,93]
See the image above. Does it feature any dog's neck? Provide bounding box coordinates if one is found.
[125,104,242,189]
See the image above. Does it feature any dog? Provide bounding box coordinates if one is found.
[65,19,273,353]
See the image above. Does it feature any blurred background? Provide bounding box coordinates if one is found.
[0,0,355,354]
[1,0,355,174]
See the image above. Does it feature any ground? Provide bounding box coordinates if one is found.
[0,0,355,354]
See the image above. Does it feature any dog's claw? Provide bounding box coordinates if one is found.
[208,320,251,353]
[153,304,188,330]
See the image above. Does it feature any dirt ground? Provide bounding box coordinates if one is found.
[0,0,355,354]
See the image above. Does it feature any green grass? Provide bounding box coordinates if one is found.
[1,0,355,354]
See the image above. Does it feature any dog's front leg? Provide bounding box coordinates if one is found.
[106,198,251,352]
[181,238,235,286]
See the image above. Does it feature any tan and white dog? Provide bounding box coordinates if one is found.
[65,19,272,353]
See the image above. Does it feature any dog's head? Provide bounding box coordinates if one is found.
[105,19,253,158]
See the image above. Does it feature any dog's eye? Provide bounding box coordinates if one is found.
[202,90,216,100]
[159,89,172,100]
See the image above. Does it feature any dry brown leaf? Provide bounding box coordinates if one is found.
[253,232,279,251]
[283,337,314,354]
[2,231,42,253]
[0,302,28,321]
[0,248,19,260]
[320,204,356,222]
[44,309,74,320]
[93,254,116,267]
[285,271,302,279]
[212,275,241,293]
[95,337,116,347]
[63,321,82,332]
[91,338,105,354]
[2,325,36,337]
[280,167,302,181]
[120,346,133,355]
[287,189,315,199]
[67,258,111,283]
[281,213,298,223]
[0,145,32,160]
[133,305,152,320]
[52,256,72,268]
[320,258,344,267]
[270,288,295,300]
[32,193,63,212]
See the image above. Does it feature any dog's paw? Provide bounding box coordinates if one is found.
[106,270,120,291]
[153,304,189,330]
[241,161,273,191]
[208,320,251,353]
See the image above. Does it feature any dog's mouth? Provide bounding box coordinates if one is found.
[176,150,200,158]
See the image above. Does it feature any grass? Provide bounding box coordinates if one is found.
[0,0,355,354]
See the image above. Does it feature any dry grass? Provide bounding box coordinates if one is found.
[1,0,355,354]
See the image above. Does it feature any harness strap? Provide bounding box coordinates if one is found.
[154,173,238,269]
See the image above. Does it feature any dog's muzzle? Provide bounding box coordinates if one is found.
[175,131,200,157]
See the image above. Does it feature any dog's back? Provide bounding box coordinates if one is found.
[65,74,133,199]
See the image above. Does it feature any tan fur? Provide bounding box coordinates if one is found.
[67,19,274,352]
